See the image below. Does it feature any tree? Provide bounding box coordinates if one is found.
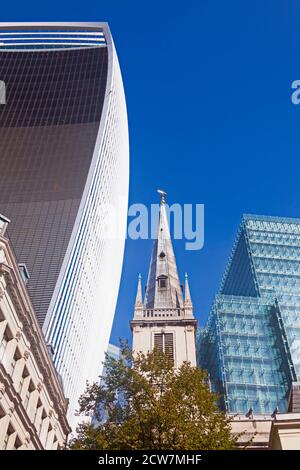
[69,343,238,450]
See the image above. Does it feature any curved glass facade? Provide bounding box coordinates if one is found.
[0,23,129,427]
[0,46,108,324]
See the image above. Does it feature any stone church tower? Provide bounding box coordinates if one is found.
[130,192,197,367]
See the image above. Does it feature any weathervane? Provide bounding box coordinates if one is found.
[157,189,167,205]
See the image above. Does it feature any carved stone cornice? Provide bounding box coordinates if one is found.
[131,318,198,329]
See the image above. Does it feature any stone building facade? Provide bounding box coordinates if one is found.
[0,215,70,449]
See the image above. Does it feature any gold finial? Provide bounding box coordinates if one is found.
[157,189,167,205]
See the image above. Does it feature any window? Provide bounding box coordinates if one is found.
[157,275,168,289]
[0,216,9,236]
[154,333,163,352]
[164,334,174,363]
[0,218,5,234]
[154,332,174,364]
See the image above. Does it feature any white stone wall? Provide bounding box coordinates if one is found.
[269,414,300,450]
[230,414,300,449]
[230,415,272,449]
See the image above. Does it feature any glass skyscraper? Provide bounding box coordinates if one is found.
[92,343,123,426]
[199,214,300,415]
[0,23,129,427]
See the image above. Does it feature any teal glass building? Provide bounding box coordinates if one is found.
[199,214,300,414]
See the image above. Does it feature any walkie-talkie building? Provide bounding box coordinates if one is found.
[0,23,129,427]
[199,215,300,416]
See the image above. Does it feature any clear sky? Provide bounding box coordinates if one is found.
[2,1,300,346]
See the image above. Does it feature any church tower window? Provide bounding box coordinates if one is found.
[154,332,174,364]
[157,275,168,289]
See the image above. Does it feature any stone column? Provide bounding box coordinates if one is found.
[27,389,40,422]
[0,414,10,449]
[2,337,17,372]
[6,430,17,450]
[34,404,44,434]
[52,439,59,450]
[20,375,31,402]
[12,357,25,390]
[39,416,50,447]
[23,432,31,450]
[0,319,7,344]
[45,427,55,450]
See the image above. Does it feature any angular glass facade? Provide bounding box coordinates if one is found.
[0,23,129,427]
[199,215,300,414]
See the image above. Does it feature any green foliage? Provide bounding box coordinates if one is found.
[69,342,238,450]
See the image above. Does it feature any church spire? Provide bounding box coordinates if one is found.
[131,190,197,368]
[144,190,183,309]
[184,272,192,305]
[135,273,143,307]
[184,272,193,318]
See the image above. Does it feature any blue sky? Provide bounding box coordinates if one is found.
[2,1,300,346]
